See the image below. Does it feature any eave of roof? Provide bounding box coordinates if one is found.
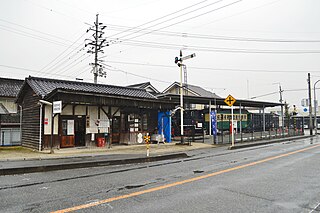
[157,93,282,108]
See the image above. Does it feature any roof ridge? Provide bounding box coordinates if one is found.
[27,76,148,92]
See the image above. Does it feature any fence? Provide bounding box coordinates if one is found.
[213,117,304,145]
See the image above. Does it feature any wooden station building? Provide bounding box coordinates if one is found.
[16,76,174,150]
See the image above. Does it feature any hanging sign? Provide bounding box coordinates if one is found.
[53,101,62,114]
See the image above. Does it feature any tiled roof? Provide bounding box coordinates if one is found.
[186,84,221,98]
[163,82,220,98]
[0,77,24,97]
[128,82,160,94]
[26,77,157,99]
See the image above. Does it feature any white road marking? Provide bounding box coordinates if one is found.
[309,202,320,213]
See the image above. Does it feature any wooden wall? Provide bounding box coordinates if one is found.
[20,86,41,150]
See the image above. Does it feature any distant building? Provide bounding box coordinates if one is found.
[162,82,221,109]
[127,82,160,95]
[0,77,24,146]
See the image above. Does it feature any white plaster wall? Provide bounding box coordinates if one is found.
[44,105,59,135]
[61,105,72,115]
[87,106,98,133]
[99,107,110,133]
[111,107,120,116]
[44,105,51,135]
[75,105,86,115]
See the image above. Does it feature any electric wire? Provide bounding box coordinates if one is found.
[107,0,210,39]
[38,32,87,73]
[0,64,91,81]
[110,0,223,41]
[0,18,77,44]
[105,60,320,73]
[107,24,320,43]
[0,24,70,47]
[115,39,320,54]
[114,0,244,44]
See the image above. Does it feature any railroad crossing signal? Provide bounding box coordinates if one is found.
[224,94,236,107]
[144,135,150,143]
[144,134,151,157]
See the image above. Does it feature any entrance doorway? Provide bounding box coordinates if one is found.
[75,116,86,146]
[112,116,120,143]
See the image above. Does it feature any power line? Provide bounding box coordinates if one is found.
[114,0,244,43]
[105,59,320,73]
[101,63,172,84]
[51,53,90,76]
[0,25,70,47]
[0,64,91,81]
[107,0,210,39]
[0,18,78,44]
[38,32,87,73]
[111,0,223,41]
[116,39,320,54]
[107,24,320,43]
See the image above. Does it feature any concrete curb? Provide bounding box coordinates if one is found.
[228,135,314,150]
[0,153,188,176]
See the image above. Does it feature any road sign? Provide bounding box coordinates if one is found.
[224,95,236,107]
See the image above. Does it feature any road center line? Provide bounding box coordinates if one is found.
[51,143,320,213]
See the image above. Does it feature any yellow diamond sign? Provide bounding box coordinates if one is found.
[224,94,236,107]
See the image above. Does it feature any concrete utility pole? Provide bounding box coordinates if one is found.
[174,50,196,143]
[314,79,320,135]
[279,84,284,136]
[86,14,108,83]
[308,73,313,135]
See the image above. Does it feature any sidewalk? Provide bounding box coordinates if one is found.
[0,142,217,176]
[0,135,313,176]
[0,142,216,161]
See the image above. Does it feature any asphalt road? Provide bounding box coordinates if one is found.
[1,137,320,213]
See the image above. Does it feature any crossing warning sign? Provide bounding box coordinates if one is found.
[224,94,236,107]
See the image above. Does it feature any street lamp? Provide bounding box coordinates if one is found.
[175,50,196,143]
[313,80,320,135]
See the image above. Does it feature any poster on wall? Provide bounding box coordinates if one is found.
[67,120,74,135]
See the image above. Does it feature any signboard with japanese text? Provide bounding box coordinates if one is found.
[53,101,62,114]
[210,111,217,136]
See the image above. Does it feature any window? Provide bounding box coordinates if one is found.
[127,113,148,132]
[62,119,74,136]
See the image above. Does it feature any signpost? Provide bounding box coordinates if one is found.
[51,101,62,154]
[224,95,236,147]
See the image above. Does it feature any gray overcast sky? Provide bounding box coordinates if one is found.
[1,0,320,110]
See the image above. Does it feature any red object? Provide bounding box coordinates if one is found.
[229,122,233,135]
[44,118,48,125]
[96,138,105,147]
